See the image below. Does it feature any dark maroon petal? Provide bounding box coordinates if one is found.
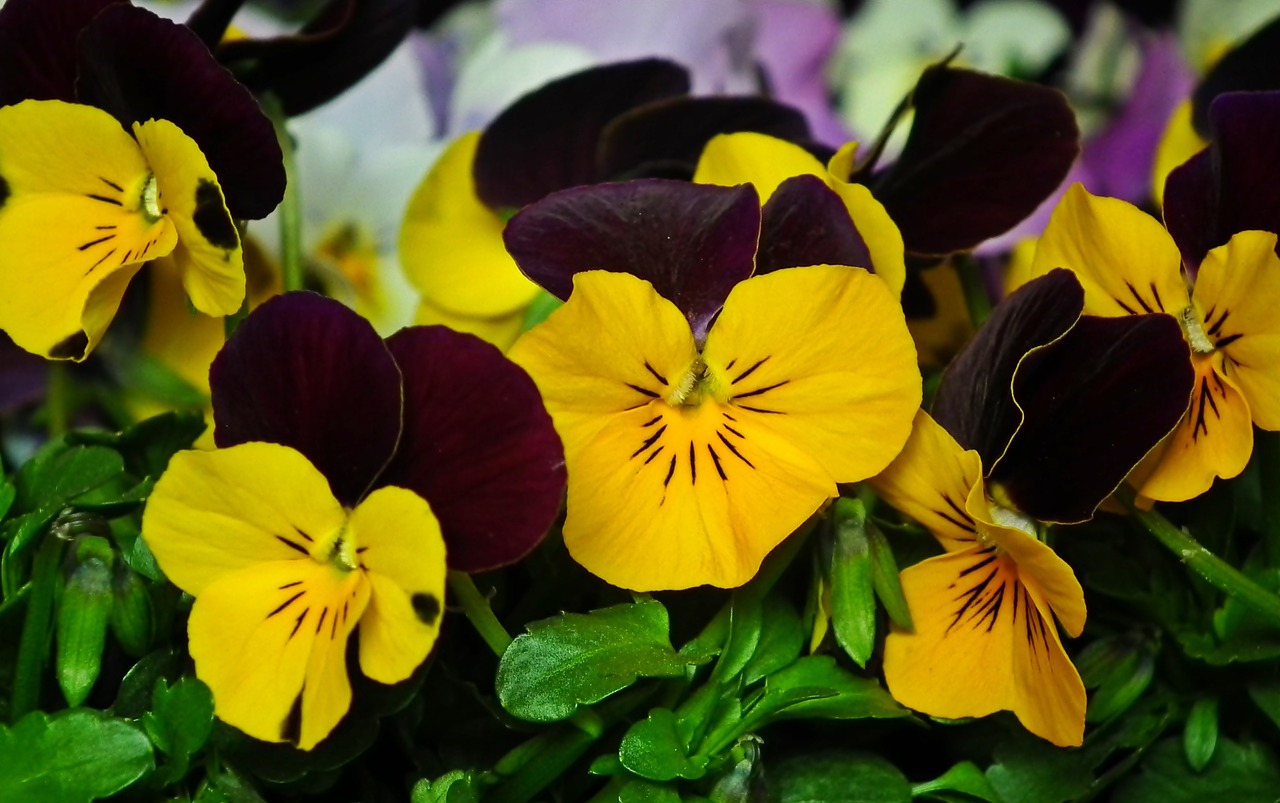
[380,327,566,572]
[1164,91,1280,270]
[0,331,46,414]
[989,313,1193,523]
[185,0,249,48]
[504,179,760,343]
[76,5,284,220]
[1192,15,1280,135]
[597,96,811,182]
[473,59,691,210]
[931,269,1084,467]
[210,292,403,507]
[868,66,1079,256]
[216,0,415,116]
[0,0,122,106]
[756,175,872,274]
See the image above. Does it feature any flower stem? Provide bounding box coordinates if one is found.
[954,254,994,329]
[263,94,304,293]
[446,570,512,656]
[12,536,63,717]
[1121,488,1280,628]
[45,362,70,438]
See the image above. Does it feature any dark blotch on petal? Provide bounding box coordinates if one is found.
[504,179,760,343]
[76,5,284,220]
[381,327,566,572]
[411,592,440,626]
[0,174,8,209]
[0,0,122,106]
[757,175,872,274]
[210,292,403,507]
[868,65,1080,256]
[931,269,1084,465]
[281,690,303,745]
[192,180,239,250]
[598,95,812,182]
[48,331,90,361]
[989,313,1194,523]
[474,59,690,209]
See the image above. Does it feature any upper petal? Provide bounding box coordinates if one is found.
[703,265,921,483]
[692,131,826,203]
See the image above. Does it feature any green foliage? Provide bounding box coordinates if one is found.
[0,709,154,803]
[1114,738,1280,802]
[769,750,912,803]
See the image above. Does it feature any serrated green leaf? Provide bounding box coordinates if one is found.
[741,597,804,686]
[620,709,708,782]
[746,656,905,726]
[497,601,692,722]
[831,498,876,667]
[143,676,214,782]
[912,761,1003,802]
[1115,738,1280,802]
[771,749,911,802]
[0,709,154,802]
[1182,698,1218,773]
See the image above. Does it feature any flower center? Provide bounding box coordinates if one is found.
[1179,305,1215,355]
[139,173,162,223]
[666,356,716,407]
[319,522,359,572]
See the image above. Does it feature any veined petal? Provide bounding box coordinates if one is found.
[141,443,349,596]
[1151,101,1205,209]
[702,265,921,482]
[188,558,370,751]
[883,546,1085,747]
[870,410,986,552]
[134,118,244,317]
[693,131,826,202]
[562,399,833,590]
[1133,352,1252,502]
[0,99,177,359]
[826,180,906,297]
[399,132,541,319]
[349,486,446,685]
[1031,184,1187,319]
[509,269,699,449]
[1194,230,1280,430]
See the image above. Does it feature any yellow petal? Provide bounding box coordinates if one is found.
[826,141,859,182]
[692,131,826,203]
[908,259,974,368]
[869,410,987,552]
[510,269,699,449]
[138,255,223,395]
[561,398,833,590]
[141,443,349,595]
[1031,184,1188,318]
[1132,353,1251,502]
[399,132,540,318]
[188,558,369,750]
[349,486,447,684]
[883,547,1085,747]
[414,296,526,353]
[826,180,906,297]
[1152,101,1207,208]
[134,118,244,317]
[703,265,921,483]
[0,100,177,358]
[1193,230,1280,430]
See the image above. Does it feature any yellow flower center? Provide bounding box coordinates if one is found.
[140,173,162,223]
[1179,305,1215,355]
[318,522,360,572]
[665,356,723,407]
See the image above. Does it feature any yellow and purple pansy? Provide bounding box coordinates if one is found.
[142,292,566,749]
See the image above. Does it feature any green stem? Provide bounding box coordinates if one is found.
[223,296,250,340]
[46,363,70,438]
[954,254,993,329]
[12,536,63,718]
[1257,430,1280,566]
[446,570,512,656]
[263,95,304,293]
[1121,488,1280,629]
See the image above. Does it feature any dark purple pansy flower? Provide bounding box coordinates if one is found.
[209,292,566,572]
[0,0,283,220]
[931,269,1194,523]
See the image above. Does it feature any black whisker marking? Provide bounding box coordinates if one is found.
[688,442,697,485]
[267,591,305,619]
[707,444,727,480]
[643,445,666,465]
[732,356,770,384]
[98,177,124,192]
[732,380,789,400]
[275,536,310,556]
[630,425,667,459]
[626,383,659,398]
[643,361,668,385]
[717,431,755,468]
[86,193,122,206]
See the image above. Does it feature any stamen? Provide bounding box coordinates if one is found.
[140,173,162,223]
[1180,306,1215,354]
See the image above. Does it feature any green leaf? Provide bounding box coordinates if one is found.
[912,761,1003,802]
[55,537,115,706]
[521,290,564,332]
[109,566,155,657]
[619,776,683,803]
[70,411,206,479]
[1115,738,1280,802]
[866,522,912,630]
[711,591,763,686]
[741,596,804,686]
[0,709,154,803]
[0,481,16,522]
[1182,698,1219,773]
[1077,634,1156,724]
[1247,678,1280,731]
[112,648,182,719]
[746,656,906,727]
[96,346,210,411]
[411,770,484,803]
[620,709,708,782]
[143,676,215,782]
[194,765,268,803]
[12,444,124,516]
[831,498,876,667]
[771,749,911,803]
[497,601,692,722]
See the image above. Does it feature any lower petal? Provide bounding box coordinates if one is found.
[188,559,370,750]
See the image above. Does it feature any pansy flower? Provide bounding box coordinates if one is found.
[1029,93,1280,501]
[142,292,565,749]
[506,179,921,591]
[871,269,1193,746]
